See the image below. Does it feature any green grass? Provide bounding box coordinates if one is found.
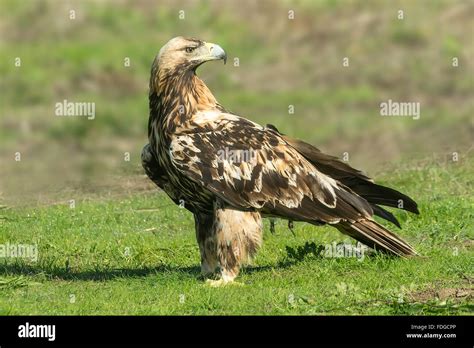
[0,156,472,315]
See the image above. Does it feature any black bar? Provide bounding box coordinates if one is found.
[0,316,472,346]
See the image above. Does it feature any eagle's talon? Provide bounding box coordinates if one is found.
[205,279,243,287]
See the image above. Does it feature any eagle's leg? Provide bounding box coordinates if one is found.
[208,201,263,286]
[194,213,218,277]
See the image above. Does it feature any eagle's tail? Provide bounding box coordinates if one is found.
[336,219,418,256]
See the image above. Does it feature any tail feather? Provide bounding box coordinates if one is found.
[337,219,418,256]
[350,181,419,214]
[371,205,401,228]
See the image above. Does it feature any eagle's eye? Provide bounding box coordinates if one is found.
[185,46,196,53]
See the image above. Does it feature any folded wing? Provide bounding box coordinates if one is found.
[169,111,418,256]
[172,112,373,223]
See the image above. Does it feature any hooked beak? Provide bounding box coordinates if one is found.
[200,42,227,64]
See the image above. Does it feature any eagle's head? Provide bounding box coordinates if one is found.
[155,36,227,74]
[149,37,226,118]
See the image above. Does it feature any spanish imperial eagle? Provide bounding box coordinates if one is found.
[142,37,419,286]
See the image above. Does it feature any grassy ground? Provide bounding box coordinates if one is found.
[0,155,472,315]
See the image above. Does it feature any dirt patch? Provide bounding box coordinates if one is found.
[408,285,473,303]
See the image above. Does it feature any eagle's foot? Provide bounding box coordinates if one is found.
[205,278,243,287]
[205,267,241,287]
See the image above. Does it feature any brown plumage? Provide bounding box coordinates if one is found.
[264,124,419,228]
[142,37,419,285]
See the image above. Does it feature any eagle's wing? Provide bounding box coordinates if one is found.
[170,111,373,225]
[264,124,419,228]
[170,111,418,256]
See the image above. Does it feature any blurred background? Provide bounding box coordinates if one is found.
[0,0,472,206]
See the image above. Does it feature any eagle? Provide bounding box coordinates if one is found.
[142,37,419,286]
